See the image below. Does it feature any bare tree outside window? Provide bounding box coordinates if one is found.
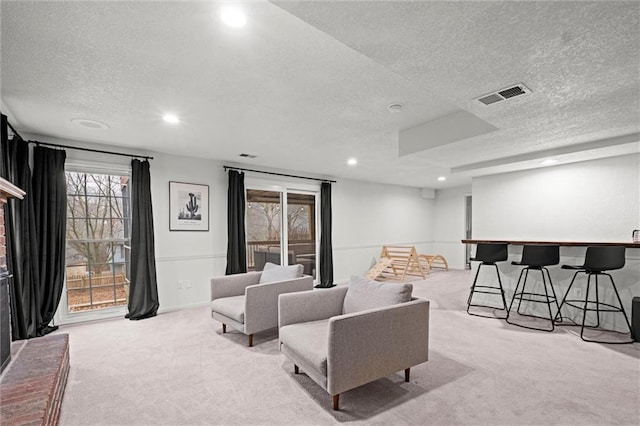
[65,171,131,312]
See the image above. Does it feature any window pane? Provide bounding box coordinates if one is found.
[66,172,86,196]
[66,219,88,240]
[65,170,130,314]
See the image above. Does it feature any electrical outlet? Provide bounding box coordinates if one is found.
[177,280,183,289]
[185,280,192,289]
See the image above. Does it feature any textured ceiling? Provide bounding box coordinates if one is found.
[1,1,639,188]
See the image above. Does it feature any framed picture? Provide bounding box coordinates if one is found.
[169,181,209,231]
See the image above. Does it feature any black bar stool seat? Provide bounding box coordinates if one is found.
[506,245,561,332]
[467,243,509,319]
[555,246,633,344]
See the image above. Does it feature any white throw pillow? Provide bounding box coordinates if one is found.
[258,262,304,284]
[342,275,413,314]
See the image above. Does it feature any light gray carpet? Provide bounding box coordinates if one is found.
[56,270,640,425]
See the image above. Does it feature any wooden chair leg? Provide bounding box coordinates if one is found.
[332,394,339,411]
[405,368,410,382]
[222,324,226,333]
[248,334,254,347]
[294,365,299,374]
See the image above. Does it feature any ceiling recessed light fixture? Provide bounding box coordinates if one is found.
[387,103,403,113]
[163,113,180,124]
[347,158,358,166]
[70,118,110,130]
[437,176,446,181]
[540,159,558,165]
[220,8,246,28]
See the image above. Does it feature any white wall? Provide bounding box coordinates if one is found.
[473,154,640,241]
[433,185,471,270]
[332,179,435,282]
[150,153,227,312]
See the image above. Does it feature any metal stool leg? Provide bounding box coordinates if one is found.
[546,268,562,322]
[606,273,633,332]
[494,264,508,312]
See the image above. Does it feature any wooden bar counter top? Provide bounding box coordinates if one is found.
[461,239,640,249]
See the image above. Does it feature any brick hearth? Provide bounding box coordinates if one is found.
[0,334,70,426]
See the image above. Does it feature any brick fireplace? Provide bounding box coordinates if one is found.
[0,177,25,374]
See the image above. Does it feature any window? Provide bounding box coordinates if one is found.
[245,184,319,279]
[65,171,130,313]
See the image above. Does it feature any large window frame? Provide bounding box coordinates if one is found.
[244,177,320,282]
[55,160,132,325]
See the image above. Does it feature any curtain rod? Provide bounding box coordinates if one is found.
[223,165,336,183]
[28,140,153,161]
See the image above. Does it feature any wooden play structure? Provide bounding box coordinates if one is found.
[419,254,449,272]
[366,245,449,282]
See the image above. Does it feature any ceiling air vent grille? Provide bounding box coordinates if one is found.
[477,83,531,105]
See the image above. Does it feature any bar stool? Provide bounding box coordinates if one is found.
[555,246,633,344]
[467,243,509,318]
[506,245,561,332]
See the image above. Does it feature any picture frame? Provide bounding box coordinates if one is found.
[169,181,209,231]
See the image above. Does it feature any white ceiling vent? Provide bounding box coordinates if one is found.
[477,84,531,105]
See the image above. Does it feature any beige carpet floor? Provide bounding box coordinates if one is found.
[56,269,640,425]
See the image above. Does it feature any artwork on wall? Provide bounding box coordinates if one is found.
[169,181,209,231]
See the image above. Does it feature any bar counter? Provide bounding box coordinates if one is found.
[462,239,640,249]
[461,239,639,332]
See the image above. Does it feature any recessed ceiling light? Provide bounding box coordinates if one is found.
[387,103,403,113]
[70,118,110,129]
[541,159,558,165]
[163,113,180,124]
[347,158,358,166]
[437,176,446,181]
[220,8,246,28]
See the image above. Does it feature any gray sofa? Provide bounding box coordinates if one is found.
[278,277,430,410]
[210,263,314,347]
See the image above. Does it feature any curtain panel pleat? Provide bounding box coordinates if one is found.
[127,159,159,320]
[1,117,42,339]
[319,182,334,287]
[32,146,67,335]
[225,170,247,275]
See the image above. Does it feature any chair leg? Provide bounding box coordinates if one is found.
[540,268,555,332]
[516,268,530,314]
[594,274,601,328]
[332,394,340,411]
[294,365,299,374]
[507,268,527,315]
[248,334,254,347]
[494,264,508,312]
[222,324,226,333]
[405,368,410,382]
[555,271,581,322]
[606,273,633,332]
[580,274,593,341]
[546,268,562,322]
[466,264,483,310]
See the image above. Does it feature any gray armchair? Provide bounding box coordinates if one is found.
[278,277,430,410]
[210,263,313,347]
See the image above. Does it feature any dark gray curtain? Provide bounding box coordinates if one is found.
[318,182,334,287]
[1,115,41,339]
[126,159,159,320]
[225,170,247,275]
[32,146,67,335]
